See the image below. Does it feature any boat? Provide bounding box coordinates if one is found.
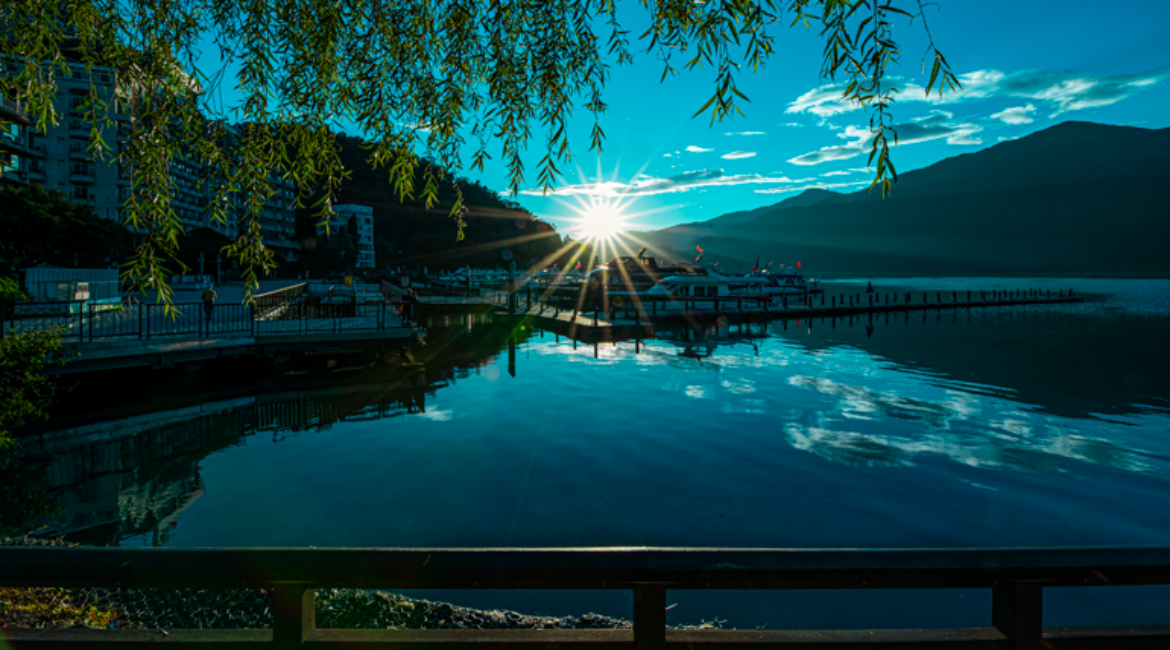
[583,255,687,294]
[751,268,820,297]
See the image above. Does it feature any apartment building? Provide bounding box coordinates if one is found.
[0,94,33,186]
[316,204,376,269]
[0,61,297,254]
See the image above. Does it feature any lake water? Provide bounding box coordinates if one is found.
[11,278,1170,629]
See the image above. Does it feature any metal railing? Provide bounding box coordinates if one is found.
[1,546,1169,649]
[252,283,309,320]
[255,302,405,335]
[2,299,406,342]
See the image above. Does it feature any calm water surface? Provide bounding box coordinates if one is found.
[16,278,1170,627]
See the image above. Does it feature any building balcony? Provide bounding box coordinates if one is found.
[1,169,29,185]
[70,172,96,184]
[27,141,45,156]
[69,149,93,160]
[28,167,45,181]
[0,97,32,127]
[116,176,131,185]
[69,123,90,138]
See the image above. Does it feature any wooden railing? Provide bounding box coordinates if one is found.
[2,547,1169,649]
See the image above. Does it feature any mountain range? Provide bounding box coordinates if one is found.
[629,122,1170,277]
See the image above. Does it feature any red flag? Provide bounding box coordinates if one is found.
[797,261,801,268]
[693,254,703,264]
[752,256,759,273]
[696,246,703,253]
[575,261,581,270]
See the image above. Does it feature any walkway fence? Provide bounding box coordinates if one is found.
[1,546,1168,649]
[1,298,410,342]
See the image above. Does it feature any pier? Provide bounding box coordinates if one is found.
[499,286,1087,342]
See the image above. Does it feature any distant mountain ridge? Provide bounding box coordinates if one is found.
[633,122,1170,276]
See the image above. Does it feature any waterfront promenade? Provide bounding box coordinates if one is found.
[4,281,424,374]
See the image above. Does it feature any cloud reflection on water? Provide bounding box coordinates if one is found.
[785,376,1154,474]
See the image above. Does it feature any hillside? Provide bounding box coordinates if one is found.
[295,133,569,274]
[635,122,1170,277]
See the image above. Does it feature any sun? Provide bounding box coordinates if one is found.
[572,199,630,243]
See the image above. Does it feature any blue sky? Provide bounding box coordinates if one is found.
[484,0,1170,234]
[200,0,1170,235]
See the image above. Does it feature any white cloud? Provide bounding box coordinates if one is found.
[685,145,713,153]
[755,180,870,195]
[724,131,767,136]
[721,151,757,160]
[662,153,672,158]
[997,136,1021,142]
[520,169,809,197]
[819,170,854,177]
[397,121,434,133]
[779,122,805,128]
[990,104,1036,125]
[788,111,982,166]
[786,85,861,118]
[786,67,1170,119]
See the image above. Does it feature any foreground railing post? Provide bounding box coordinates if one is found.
[993,581,1043,650]
[271,584,314,649]
[633,586,666,650]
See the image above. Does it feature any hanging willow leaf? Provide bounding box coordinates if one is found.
[0,0,956,307]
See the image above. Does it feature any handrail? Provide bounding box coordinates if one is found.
[2,546,1170,648]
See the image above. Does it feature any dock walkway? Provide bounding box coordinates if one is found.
[503,293,1085,341]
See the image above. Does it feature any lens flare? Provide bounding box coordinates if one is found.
[571,198,630,244]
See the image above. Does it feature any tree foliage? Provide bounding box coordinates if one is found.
[0,185,134,276]
[0,329,69,448]
[0,0,957,303]
[301,133,567,274]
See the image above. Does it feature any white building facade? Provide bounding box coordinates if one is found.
[316,204,376,269]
